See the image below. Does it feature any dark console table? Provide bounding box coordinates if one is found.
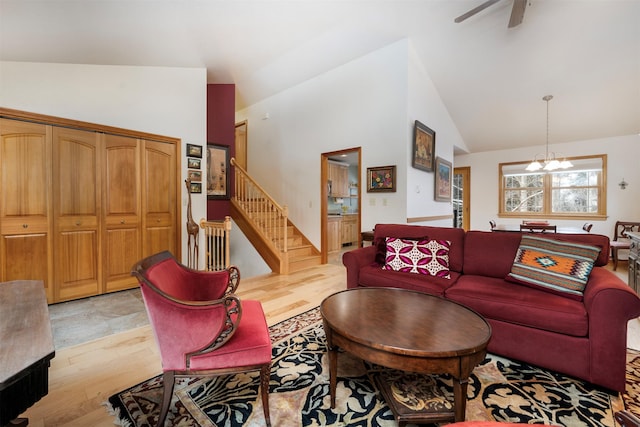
[0,280,55,427]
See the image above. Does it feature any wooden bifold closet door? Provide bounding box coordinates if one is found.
[0,109,180,303]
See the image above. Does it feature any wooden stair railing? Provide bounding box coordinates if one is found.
[230,158,320,274]
[200,216,232,271]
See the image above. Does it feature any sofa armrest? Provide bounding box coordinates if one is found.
[583,267,640,390]
[342,246,377,289]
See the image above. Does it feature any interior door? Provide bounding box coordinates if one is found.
[453,167,470,230]
[235,121,247,170]
[321,148,361,264]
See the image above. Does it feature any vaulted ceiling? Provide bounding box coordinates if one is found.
[1,0,638,154]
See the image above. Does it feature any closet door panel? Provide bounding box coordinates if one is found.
[53,127,101,302]
[104,227,140,292]
[0,119,53,301]
[142,140,177,258]
[2,233,49,283]
[103,134,141,292]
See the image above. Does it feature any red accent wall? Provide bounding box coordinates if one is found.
[206,84,235,220]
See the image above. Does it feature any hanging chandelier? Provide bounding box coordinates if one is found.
[526,95,573,172]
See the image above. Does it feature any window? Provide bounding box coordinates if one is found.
[499,155,606,219]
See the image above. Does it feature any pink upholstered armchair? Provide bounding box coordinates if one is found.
[131,251,272,427]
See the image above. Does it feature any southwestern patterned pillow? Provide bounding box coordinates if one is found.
[382,237,451,278]
[506,235,600,300]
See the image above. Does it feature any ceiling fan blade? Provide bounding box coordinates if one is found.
[508,0,528,27]
[454,0,502,23]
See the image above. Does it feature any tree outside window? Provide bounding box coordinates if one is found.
[499,155,606,219]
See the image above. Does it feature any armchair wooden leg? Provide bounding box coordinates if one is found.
[612,248,619,271]
[157,371,175,427]
[260,364,272,427]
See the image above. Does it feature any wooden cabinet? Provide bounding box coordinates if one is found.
[628,232,640,294]
[328,161,349,197]
[341,214,358,246]
[0,120,53,302]
[327,216,342,253]
[0,109,180,303]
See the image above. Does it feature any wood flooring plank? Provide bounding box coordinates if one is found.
[20,262,347,426]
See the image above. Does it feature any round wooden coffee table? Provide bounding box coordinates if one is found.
[320,287,491,426]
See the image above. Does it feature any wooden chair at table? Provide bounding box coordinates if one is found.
[519,224,557,233]
[610,221,640,271]
[131,251,272,427]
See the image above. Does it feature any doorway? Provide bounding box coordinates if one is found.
[234,121,247,170]
[321,148,362,264]
[453,167,470,230]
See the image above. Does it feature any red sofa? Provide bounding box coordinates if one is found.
[343,223,640,392]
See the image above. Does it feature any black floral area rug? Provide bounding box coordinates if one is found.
[106,307,632,427]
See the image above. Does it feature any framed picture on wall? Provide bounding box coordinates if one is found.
[367,165,396,192]
[186,144,203,158]
[412,120,436,172]
[434,157,452,202]
[207,144,230,199]
[189,181,202,194]
[187,157,201,169]
[187,170,202,182]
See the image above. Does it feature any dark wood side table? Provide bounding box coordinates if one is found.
[360,230,374,247]
[0,281,55,427]
[320,288,491,426]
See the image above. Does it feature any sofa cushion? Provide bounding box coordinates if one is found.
[506,235,600,301]
[376,235,428,266]
[446,275,588,337]
[463,231,523,278]
[374,224,465,273]
[382,237,451,278]
[359,263,459,296]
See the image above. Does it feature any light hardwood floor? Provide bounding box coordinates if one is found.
[20,253,637,426]
[22,262,347,427]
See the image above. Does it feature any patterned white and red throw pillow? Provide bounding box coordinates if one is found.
[382,237,451,278]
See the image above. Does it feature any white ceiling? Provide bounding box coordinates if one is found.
[1,0,638,154]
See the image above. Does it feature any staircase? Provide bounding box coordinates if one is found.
[230,158,321,274]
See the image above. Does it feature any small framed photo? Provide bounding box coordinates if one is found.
[187,157,201,169]
[412,120,435,172]
[207,144,230,200]
[434,157,452,202]
[189,181,202,194]
[187,170,202,182]
[367,165,396,192]
[186,143,203,158]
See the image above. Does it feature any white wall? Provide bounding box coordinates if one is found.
[454,134,640,236]
[0,61,207,263]
[406,42,467,227]
[236,39,462,247]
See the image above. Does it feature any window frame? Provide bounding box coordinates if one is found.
[498,154,607,220]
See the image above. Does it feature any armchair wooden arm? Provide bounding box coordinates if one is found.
[615,410,640,427]
[186,294,243,366]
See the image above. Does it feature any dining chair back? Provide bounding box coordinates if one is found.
[610,221,640,270]
[519,224,557,233]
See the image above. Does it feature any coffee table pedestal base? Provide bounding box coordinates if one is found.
[370,370,467,426]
